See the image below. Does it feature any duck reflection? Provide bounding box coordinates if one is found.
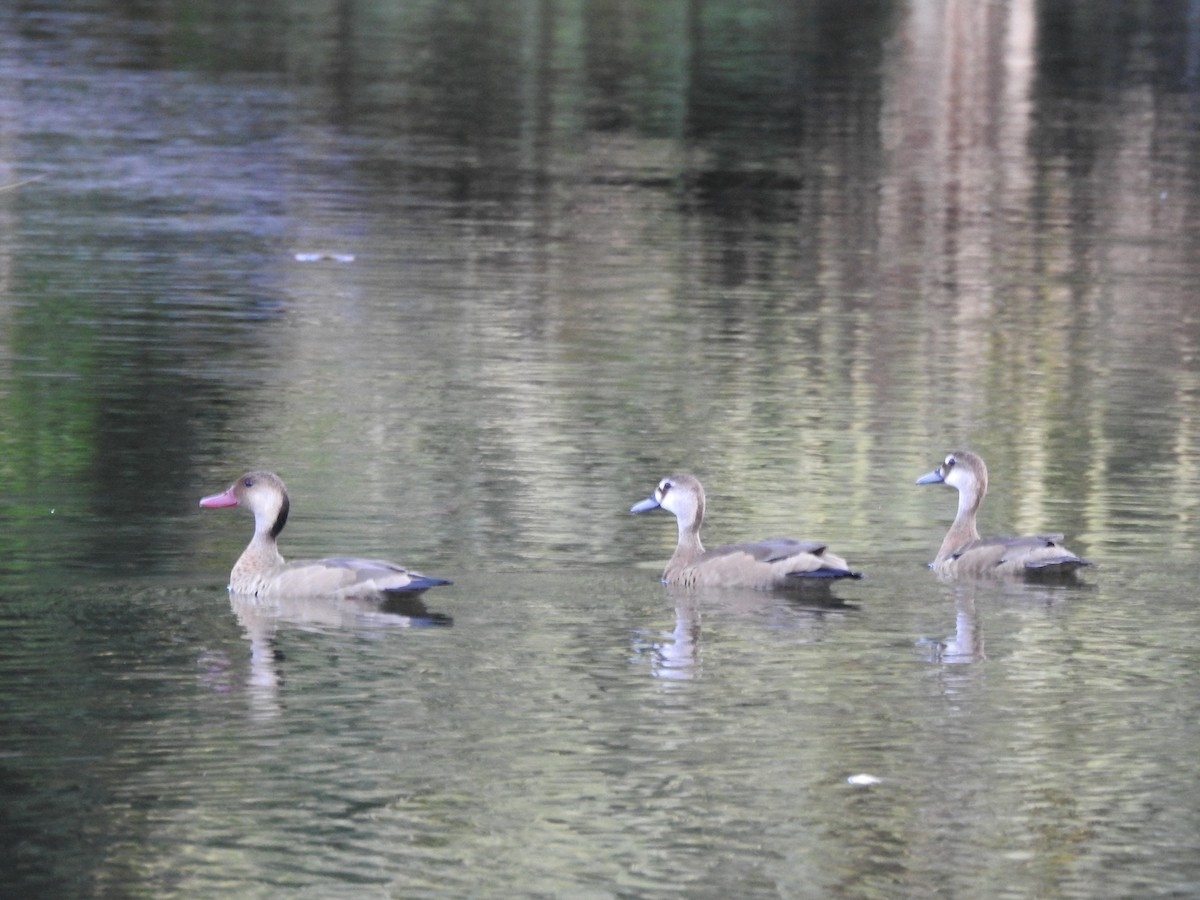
[648,591,703,681]
[634,587,857,681]
[229,593,452,717]
[921,586,985,664]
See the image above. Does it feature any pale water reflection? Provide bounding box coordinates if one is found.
[229,592,454,719]
[634,588,859,682]
[2,0,1200,897]
[919,585,987,665]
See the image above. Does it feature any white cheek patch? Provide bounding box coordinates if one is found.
[659,487,692,519]
[945,466,968,489]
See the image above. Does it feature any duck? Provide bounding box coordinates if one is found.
[199,471,451,600]
[630,472,861,589]
[915,450,1090,577]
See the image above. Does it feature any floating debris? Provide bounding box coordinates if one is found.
[0,174,48,192]
[293,251,356,263]
[847,774,881,786]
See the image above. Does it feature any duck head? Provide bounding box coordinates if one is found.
[915,451,988,496]
[200,470,290,539]
[631,473,706,531]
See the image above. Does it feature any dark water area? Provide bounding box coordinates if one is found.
[2,1,1200,896]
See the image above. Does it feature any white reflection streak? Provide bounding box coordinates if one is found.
[247,633,283,718]
[931,588,985,664]
[652,593,701,681]
[232,597,284,720]
[1002,0,1036,192]
[230,594,441,717]
[878,0,1038,365]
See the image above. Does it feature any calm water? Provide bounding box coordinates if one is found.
[3,1,1200,897]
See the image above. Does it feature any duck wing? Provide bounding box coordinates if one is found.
[950,535,1089,575]
[716,538,829,563]
[702,539,861,583]
[265,557,451,599]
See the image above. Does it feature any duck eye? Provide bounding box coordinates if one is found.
[243,478,254,487]
[944,456,956,468]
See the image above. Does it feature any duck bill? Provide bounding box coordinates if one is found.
[915,470,944,485]
[199,488,239,508]
[630,496,661,513]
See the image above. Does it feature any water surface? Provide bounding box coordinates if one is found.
[2,1,1200,897]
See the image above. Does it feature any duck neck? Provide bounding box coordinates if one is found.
[666,516,705,577]
[231,525,285,585]
[936,486,982,563]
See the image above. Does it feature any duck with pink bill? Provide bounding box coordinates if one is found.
[200,470,451,600]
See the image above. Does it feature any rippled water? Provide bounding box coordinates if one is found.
[2,1,1200,897]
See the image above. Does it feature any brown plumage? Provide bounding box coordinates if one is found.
[200,471,451,600]
[915,450,1090,577]
[630,472,861,589]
